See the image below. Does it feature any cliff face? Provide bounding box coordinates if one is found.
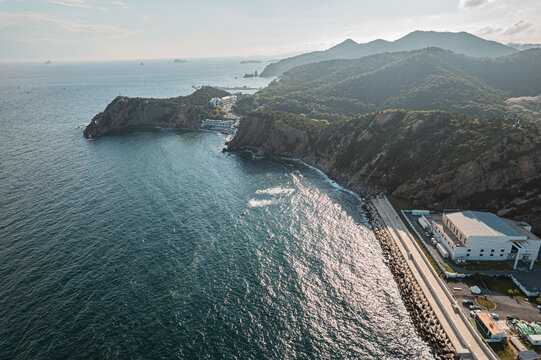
[393,132,541,233]
[83,97,196,139]
[228,111,541,234]
[83,87,230,139]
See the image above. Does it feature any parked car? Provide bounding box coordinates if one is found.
[489,313,499,320]
[470,305,482,311]
[506,315,518,321]
[462,299,473,306]
[538,305,541,312]
[470,310,481,317]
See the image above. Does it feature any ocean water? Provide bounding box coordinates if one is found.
[0,60,433,359]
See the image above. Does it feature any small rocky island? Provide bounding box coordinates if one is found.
[173,59,187,63]
[83,87,229,139]
[240,60,262,64]
[243,70,258,78]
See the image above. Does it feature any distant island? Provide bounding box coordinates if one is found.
[139,62,144,66]
[44,60,52,64]
[240,60,262,64]
[173,59,187,63]
[243,70,258,78]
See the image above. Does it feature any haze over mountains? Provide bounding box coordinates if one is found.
[260,31,519,77]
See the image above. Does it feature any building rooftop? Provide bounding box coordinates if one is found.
[517,350,540,360]
[503,218,541,241]
[445,211,522,238]
[477,312,505,336]
[427,214,465,247]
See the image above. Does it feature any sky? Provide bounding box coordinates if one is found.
[0,0,540,61]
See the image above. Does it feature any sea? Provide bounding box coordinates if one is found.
[0,59,433,359]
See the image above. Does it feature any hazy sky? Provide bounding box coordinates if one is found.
[1,0,540,61]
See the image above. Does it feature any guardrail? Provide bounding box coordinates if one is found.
[377,197,500,360]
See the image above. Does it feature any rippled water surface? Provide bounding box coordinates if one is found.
[0,60,433,359]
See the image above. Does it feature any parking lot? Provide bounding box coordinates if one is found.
[450,282,541,322]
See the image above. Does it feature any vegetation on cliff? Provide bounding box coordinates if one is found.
[228,109,541,233]
[238,48,541,121]
[84,87,229,138]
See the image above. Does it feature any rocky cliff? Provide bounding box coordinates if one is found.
[84,97,192,138]
[84,87,229,139]
[228,110,541,234]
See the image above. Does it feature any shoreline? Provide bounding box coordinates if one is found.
[370,196,500,360]
[228,148,458,358]
[227,146,501,359]
[364,199,457,359]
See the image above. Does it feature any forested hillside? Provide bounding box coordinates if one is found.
[236,48,541,121]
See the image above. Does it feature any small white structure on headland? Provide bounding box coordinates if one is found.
[209,95,237,108]
[421,210,541,270]
[201,119,235,131]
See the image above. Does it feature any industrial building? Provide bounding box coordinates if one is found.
[418,210,541,270]
[474,312,507,342]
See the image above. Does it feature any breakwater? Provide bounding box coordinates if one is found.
[363,200,457,360]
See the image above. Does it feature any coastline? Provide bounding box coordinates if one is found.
[227,147,501,360]
[227,148,454,356]
[364,199,457,359]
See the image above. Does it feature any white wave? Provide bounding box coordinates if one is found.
[255,187,295,196]
[248,199,279,208]
[286,158,365,203]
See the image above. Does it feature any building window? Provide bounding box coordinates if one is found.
[490,254,494,256]
[467,249,471,252]
[467,254,470,257]
[501,249,505,252]
[491,249,495,252]
[500,254,504,257]
[480,249,484,252]
[480,254,483,257]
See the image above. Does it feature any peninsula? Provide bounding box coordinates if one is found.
[83,87,228,138]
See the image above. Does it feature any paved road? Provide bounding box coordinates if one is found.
[452,284,541,322]
[372,196,499,360]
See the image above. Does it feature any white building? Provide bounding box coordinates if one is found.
[201,119,235,131]
[475,312,507,342]
[422,210,541,269]
[209,95,237,108]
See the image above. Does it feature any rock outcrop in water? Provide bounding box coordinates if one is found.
[84,87,229,139]
[227,110,541,234]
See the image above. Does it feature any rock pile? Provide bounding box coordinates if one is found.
[363,200,457,360]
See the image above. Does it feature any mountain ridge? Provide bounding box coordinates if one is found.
[260,30,517,77]
[238,48,541,121]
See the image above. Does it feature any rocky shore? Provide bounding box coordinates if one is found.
[83,87,229,139]
[227,110,541,235]
[363,200,457,360]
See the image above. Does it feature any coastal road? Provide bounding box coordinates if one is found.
[372,196,499,360]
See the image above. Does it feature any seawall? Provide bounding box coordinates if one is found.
[363,200,457,360]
